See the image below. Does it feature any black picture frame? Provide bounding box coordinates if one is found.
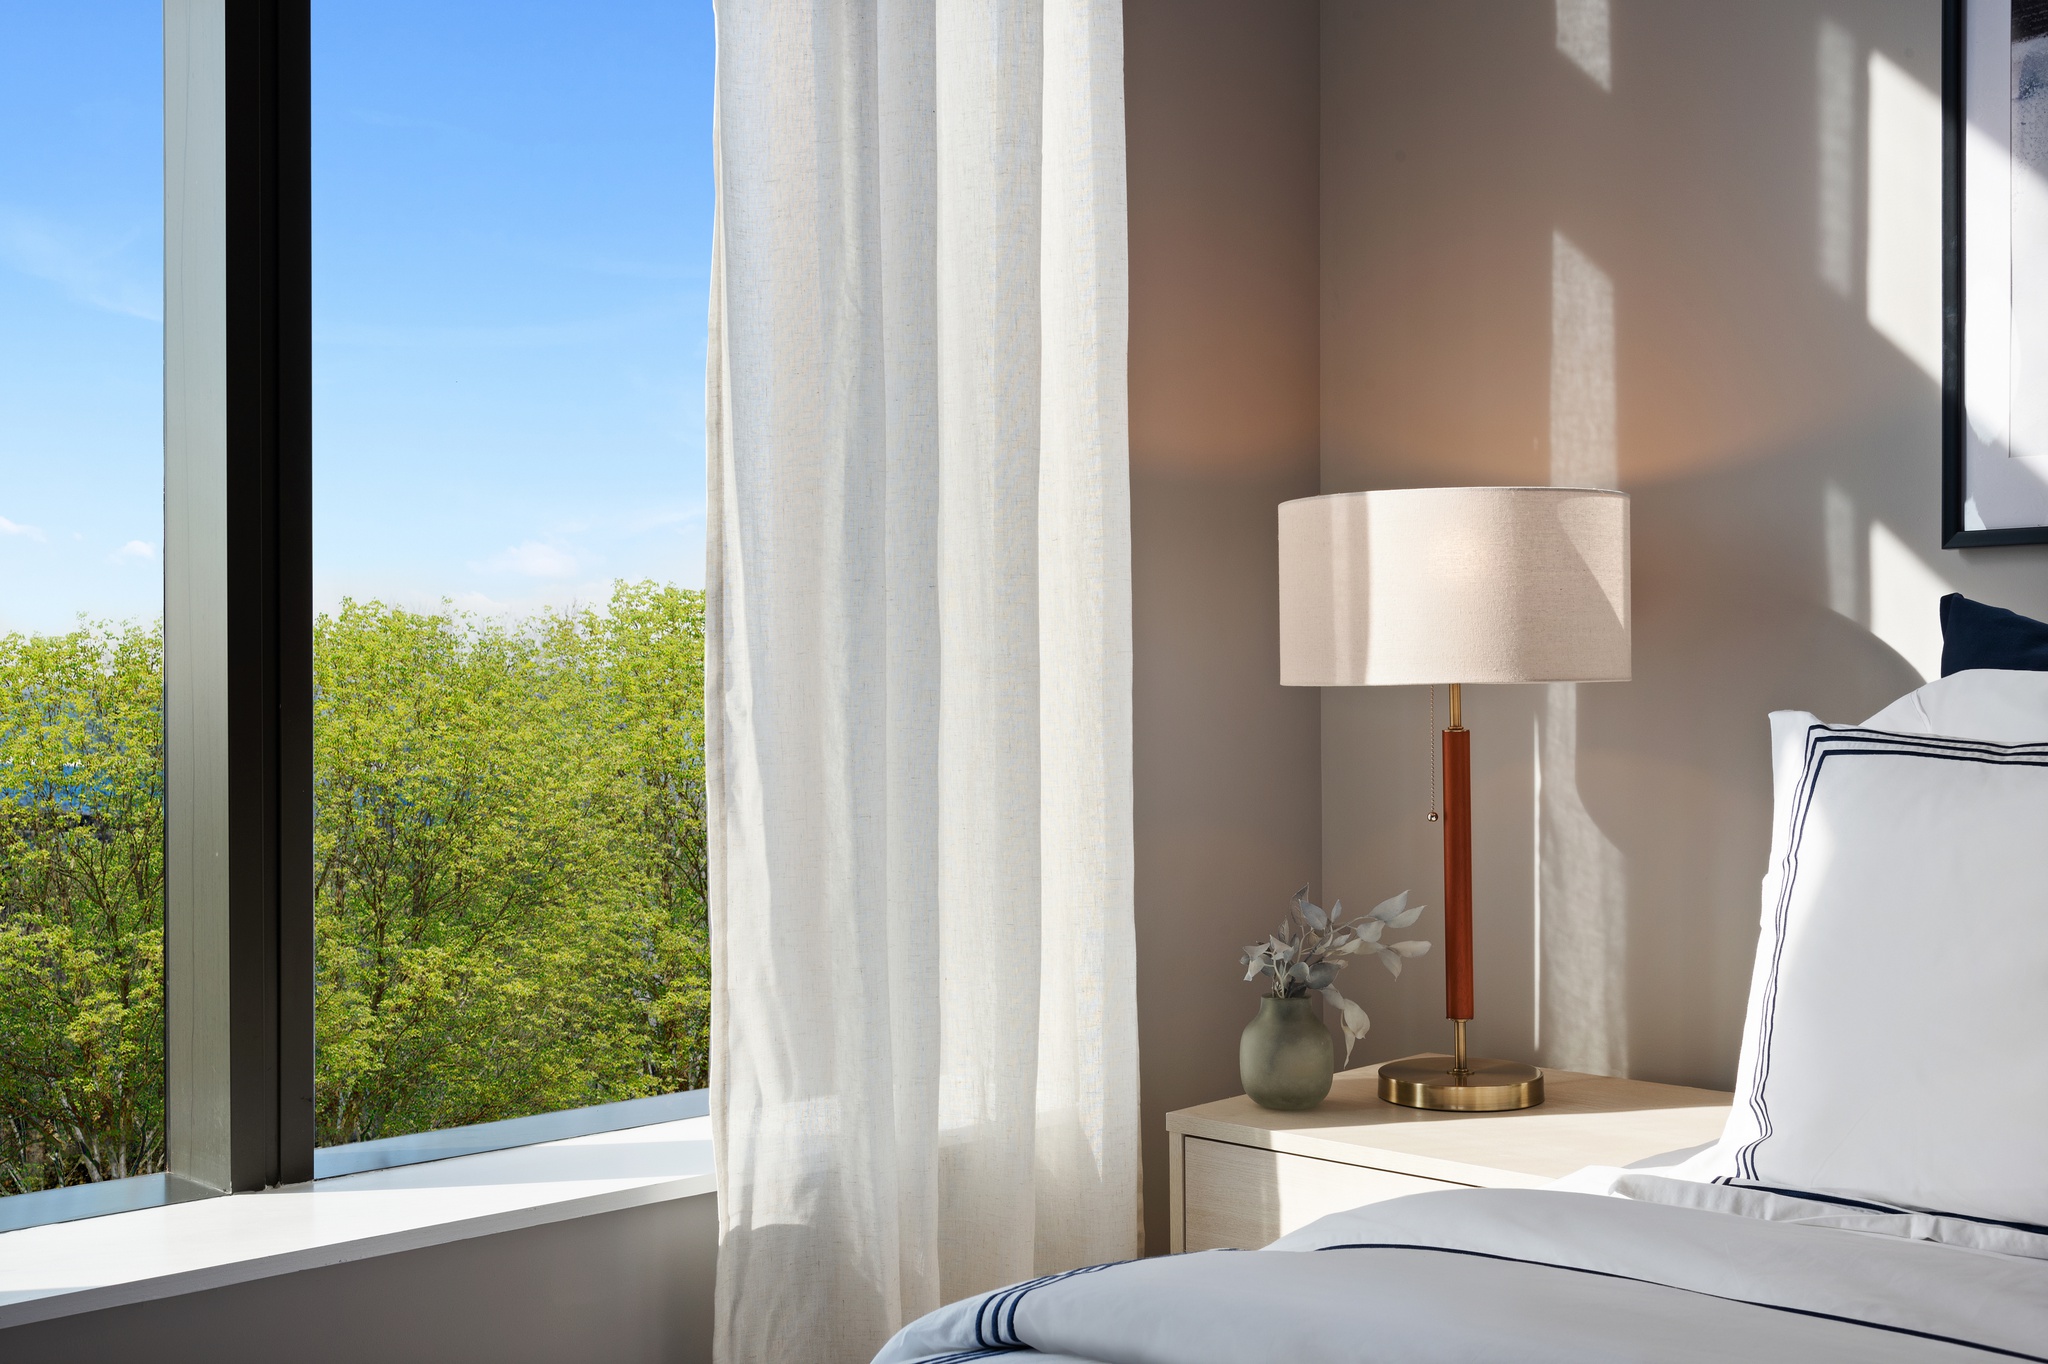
[1944,0,2048,546]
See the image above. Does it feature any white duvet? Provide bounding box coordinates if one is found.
[873,1185,2048,1363]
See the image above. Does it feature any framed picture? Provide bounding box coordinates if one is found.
[1945,0,2048,546]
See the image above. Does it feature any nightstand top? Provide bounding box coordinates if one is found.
[1167,1059,1732,1188]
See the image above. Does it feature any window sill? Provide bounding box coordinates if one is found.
[0,1114,715,1331]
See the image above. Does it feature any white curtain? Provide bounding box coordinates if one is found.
[703,1,1137,1360]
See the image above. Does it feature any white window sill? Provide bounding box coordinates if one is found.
[0,1115,715,1331]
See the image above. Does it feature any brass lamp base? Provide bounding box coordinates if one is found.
[1377,1054,1544,1111]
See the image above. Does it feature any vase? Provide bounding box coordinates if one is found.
[1239,994,1333,1110]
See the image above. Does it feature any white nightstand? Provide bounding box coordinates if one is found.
[1166,1059,1732,1252]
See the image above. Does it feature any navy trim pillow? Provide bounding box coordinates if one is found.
[1939,593,2048,676]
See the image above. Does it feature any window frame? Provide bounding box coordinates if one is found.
[162,0,314,1195]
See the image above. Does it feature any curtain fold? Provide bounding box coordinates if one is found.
[705,1,1136,1360]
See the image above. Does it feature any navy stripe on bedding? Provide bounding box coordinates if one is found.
[973,1262,1122,1349]
[1310,1241,2048,1362]
[1717,1179,2048,1238]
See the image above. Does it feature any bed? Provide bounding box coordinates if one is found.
[876,1180,2048,1362]
[875,666,2048,1364]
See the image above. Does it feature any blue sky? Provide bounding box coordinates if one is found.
[0,0,715,635]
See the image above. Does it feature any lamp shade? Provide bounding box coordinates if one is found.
[1278,486,1630,687]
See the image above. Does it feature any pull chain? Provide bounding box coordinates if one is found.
[1426,685,1440,823]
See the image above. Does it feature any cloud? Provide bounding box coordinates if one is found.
[447,590,515,615]
[0,206,160,321]
[313,580,615,626]
[479,541,578,578]
[0,515,46,541]
[109,540,155,564]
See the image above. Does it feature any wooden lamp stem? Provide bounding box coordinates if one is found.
[1376,681,1544,1109]
[1376,679,1540,1105]
[1442,683,1473,1025]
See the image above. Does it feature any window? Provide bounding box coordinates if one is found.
[309,1,714,1150]
[0,1,165,1198]
[0,0,713,1224]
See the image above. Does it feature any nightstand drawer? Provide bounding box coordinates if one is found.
[1180,1136,1464,1251]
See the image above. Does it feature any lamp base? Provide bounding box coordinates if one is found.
[1377,1055,1545,1111]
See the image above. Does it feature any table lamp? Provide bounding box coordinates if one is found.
[1278,486,1631,1111]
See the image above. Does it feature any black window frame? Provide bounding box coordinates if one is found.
[162,0,315,1197]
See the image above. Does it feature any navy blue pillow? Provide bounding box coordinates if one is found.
[1939,593,2048,676]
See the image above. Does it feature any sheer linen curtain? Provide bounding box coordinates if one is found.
[704,2,1138,1361]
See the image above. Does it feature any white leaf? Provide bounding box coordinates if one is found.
[1318,987,1371,1064]
[1377,949,1403,977]
[1389,940,1432,957]
[1386,904,1425,929]
[1368,890,1409,924]
[1358,920,1384,944]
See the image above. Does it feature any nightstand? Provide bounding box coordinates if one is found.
[1166,1059,1732,1252]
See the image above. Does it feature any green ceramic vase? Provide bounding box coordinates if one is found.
[1239,994,1333,1110]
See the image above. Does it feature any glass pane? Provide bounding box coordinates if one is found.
[310,2,715,1147]
[0,2,166,1192]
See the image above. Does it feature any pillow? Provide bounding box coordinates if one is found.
[1862,668,2048,743]
[1684,715,2048,1227]
[1940,592,2048,675]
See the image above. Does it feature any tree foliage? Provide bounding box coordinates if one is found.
[0,582,708,1189]
[0,623,165,1193]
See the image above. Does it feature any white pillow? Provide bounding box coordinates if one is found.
[1862,668,2048,742]
[1685,715,2048,1228]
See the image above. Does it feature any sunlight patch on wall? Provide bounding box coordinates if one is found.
[1550,232,1617,488]
[1556,0,1611,91]
[1816,19,1858,296]
[1868,519,1952,682]
[1866,51,1944,379]
[1533,683,1628,1076]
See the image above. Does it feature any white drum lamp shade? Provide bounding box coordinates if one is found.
[1278,486,1631,687]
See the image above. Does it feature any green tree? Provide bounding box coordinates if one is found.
[0,582,709,1185]
[588,582,710,1097]
[0,622,166,1193]
[312,583,709,1144]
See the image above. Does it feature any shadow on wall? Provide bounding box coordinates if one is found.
[1319,0,2048,1091]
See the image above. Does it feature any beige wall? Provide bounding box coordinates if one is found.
[1126,0,1323,1255]
[1320,0,2048,1088]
